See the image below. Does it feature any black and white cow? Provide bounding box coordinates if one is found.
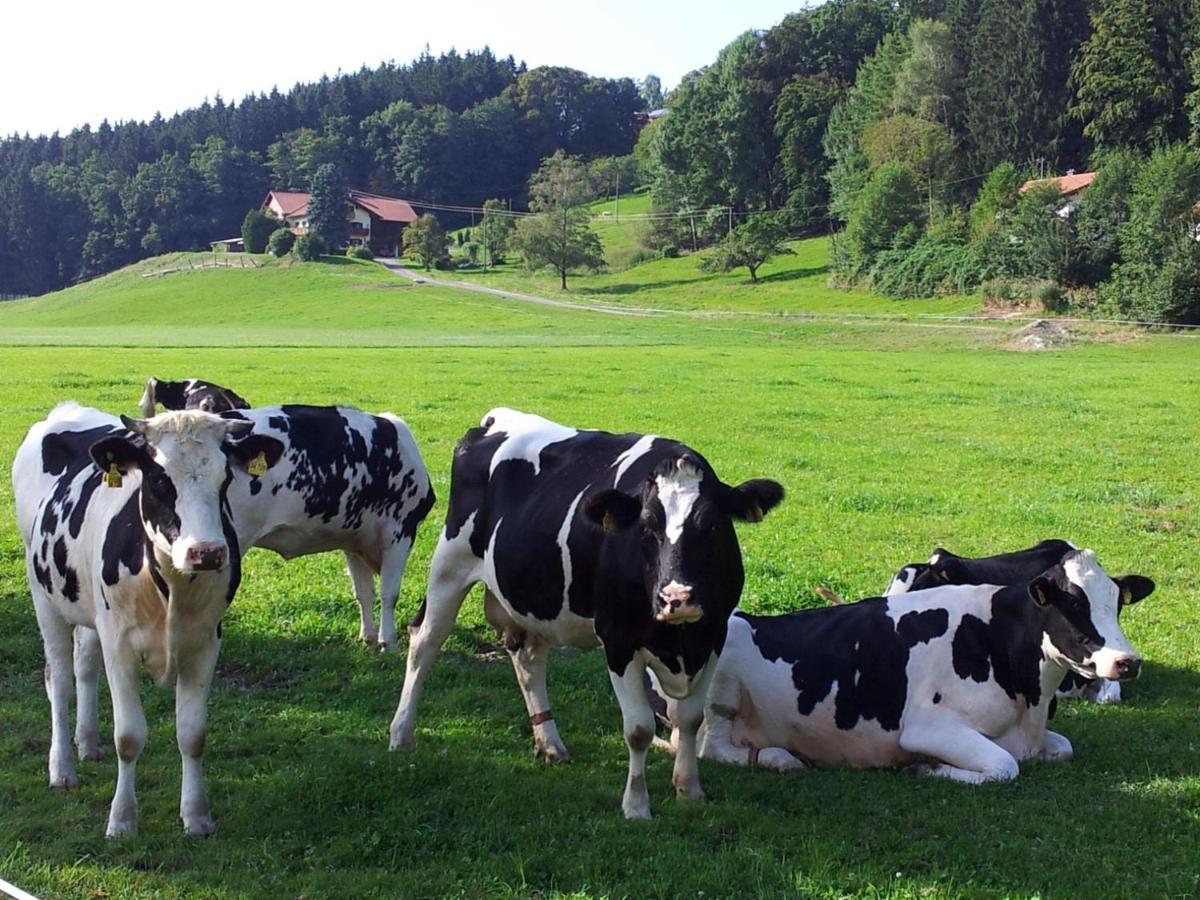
[13,403,283,836]
[658,549,1151,781]
[139,376,250,417]
[884,541,1125,703]
[388,408,783,818]
[142,378,435,650]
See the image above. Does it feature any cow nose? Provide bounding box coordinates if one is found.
[656,583,701,623]
[1113,656,1141,680]
[185,543,228,571]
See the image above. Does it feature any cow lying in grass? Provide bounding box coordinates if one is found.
[653,548,1152,782]
[13,403,283,836]
[140,377,435,650]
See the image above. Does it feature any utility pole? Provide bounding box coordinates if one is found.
[615,172,620,222]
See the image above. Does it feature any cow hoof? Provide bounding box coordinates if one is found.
[184,815,216,837]
[759,748,806,773]
[534,742,571,765]
[388,731,414,752]
[622,803,652,821]
[105,818,137,839]
[674,784,705,802]
[376,640,398,654]
[78,746,104,763]
[49,773,78,790]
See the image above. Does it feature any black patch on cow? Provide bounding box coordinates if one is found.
[409,597,428,630]
[155,378,250,413]
[139,464,181,543]
[268,416,288,431]
[101,492,145,586]
[51,538,80,603]
[738,598,947,733]
[949,585,1048,707]
[146,541,169,600]
[219,477,242,605]
[41,426,117,476]
[67,471,102,538]
[932,692,941,704]
[400,484,436,543]
[912,539,1076,592]
[249,480,262,496]
[952,614,994,683]
[52,538,69,575]
[32,556,53,593]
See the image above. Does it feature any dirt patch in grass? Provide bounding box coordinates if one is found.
[1006,318,1076,351]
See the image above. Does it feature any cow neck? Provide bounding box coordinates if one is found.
[991,583,1070,710]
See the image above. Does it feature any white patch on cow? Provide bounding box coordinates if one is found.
[656,460,703,545]
[885,565,920,596]
[612,434,658,486]
[483,408,578,477]
[558,489,586,608]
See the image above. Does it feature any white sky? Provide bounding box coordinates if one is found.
[1,0,810,138]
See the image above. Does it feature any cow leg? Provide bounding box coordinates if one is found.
[899,716,1019,784]
[389,532,477,751]
[1038,730,1073,763]
[73,626,104,762]
[1093,679,1122,704]
[670,657,717,801]
[377,537,414,652]
[608,660,656,820]
[344,551,378,646]
[176,630,221,836]
[34,601,77,789]
[484,589,570,763]
[697,669,805,773]
[101,639,147,838]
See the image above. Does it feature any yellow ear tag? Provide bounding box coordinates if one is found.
[103,462,123,489]
[1119,588,1132,607]
[247,451,268,478]
[602,510,616,533]
[1033,584,1048,606]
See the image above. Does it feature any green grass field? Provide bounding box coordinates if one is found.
[0,254,1197,898]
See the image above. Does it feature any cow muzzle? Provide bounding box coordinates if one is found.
[1107,655,1141,681]
[183,542,229,572]
[656,582,702,624]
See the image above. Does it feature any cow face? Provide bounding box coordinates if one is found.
[89,411,282,573]
[1029,550,1154,681]
[586,456,783,625]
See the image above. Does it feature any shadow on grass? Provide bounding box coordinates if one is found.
[756,263,831,284]
[5,584,1200,898]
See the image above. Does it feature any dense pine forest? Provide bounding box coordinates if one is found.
[5,0,1200,321]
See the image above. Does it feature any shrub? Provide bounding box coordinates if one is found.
[268,228,295,257]
[870,237,984,297]
[293,233,327,261]
[241,209,279,254]
[660,244,678,258]
[346,244,374,260]
[843,161,924,271]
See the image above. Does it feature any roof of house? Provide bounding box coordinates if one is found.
[349,190,418,223]
[263,189,418,223]
[1018,171,1098,196]
[266,190,311,217]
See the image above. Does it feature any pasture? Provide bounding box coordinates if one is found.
[0,258,1198,898]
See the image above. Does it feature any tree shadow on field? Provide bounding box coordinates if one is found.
[755,263,830,284]
[5,596,1200,897]
[576,278,707,296]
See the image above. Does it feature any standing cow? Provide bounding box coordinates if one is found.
[389,408,783,818]
[663,549,1151,781]
[13,403,283,836]
[140,377,435,650]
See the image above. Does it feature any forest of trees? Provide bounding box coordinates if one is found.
[0,48,645,296]
[7,1,1200,322]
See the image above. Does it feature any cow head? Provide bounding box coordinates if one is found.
[89,411,283,573]
[1029,549,1154,681]
[139,376,250,418]
[584,455,783,625]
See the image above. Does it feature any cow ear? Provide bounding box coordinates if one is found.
[583,489,642,533]
[224,434,285,474]
[1115,574,1155,606]
[1028,575,1067,607]
[89,435,151,476]
[722,479,784,523]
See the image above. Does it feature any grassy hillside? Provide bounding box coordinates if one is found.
[441,235,981,316]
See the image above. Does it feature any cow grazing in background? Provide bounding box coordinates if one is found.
[141,377,435,650]
[139,376,250,417]
[883,541,1124,703]
[389,408,783,819]
[656,549,1151,781]
[13,403,283,836]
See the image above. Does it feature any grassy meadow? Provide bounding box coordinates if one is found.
[0,251,1197,898]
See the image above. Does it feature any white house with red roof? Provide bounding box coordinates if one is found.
[1018,170,1098,218]
[263,189,420,256]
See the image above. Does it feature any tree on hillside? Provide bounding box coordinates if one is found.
[479,198,514,267]
[862,114,958,212]
[307,164,349,249]
[241,208,279,253]
[639,74,665,109]
[892,19,960,130]
[699,215,794,283]
[773,73,846,229]
[843,160,924,268]
[403,213,447,270]
[512,151,605,289]
[1070,0,1192,152]
[969,162,1023,237]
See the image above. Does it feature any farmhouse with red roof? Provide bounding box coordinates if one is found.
[1018,170,1098,218]
[263,189,421,256]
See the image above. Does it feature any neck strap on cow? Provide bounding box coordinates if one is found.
[530,710,554,727]
[747,746,760,767]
